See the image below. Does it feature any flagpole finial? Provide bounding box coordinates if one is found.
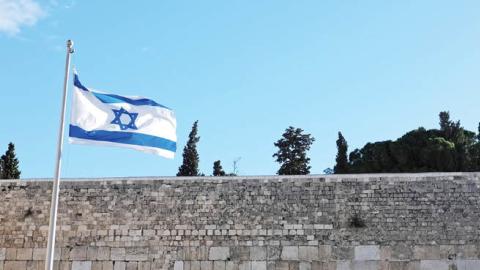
[67,39,74,53]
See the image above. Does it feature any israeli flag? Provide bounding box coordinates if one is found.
[69,73,177,158]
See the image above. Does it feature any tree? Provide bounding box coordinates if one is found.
[177,121,200,176]
[273,126,315,175]
[1,142,20,179]
[213,160,226,176]
[345,111,480,173]
[334,132,349,174]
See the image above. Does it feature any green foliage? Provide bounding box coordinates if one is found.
[334,132,349,174]
[346,112,480,173]
[1,142,21,179]
[213,160,226,176]
[177,121,200,176]
[273,126,315,175]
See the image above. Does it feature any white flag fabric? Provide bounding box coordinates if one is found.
[69,73,177,158]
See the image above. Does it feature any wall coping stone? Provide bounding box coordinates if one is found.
[0,172,479,186]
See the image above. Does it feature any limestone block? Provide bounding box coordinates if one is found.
[5,249,15,260]
[70,247,87,260]
[464,260,480,269]
[87,247,98,260]
[456,245,478,259]
[419,260,449,270]
[239,261,251,270]
[72,261,92,270]
[16,248,33,260]
[97,247,110,261]
[281,246,298,260]
[251,261,266,270]
[226,261,239,270]
[138,262,151,270]
[335,261,351,270]
[414,246,440,260]
[231,248,249,261]
[91,261,102,270]
[333,247,353,260]
[102,261,114,270]
[190,261,201,270]
[126,262,137,270]
[114,261,126,270]
[250,247,266,260]
[111,248,126,261]
[125,248,148,261]
[25,261,37,270]
[388,261,412,270]
[354,245,380,261]
[318,246,332,260]
[4,261,26,270]
[351,261,378,270]
[60,261,72,270]
[390,244,413,261]
[311,261,336,270]
[213,261,225,270]
[299,262,311,270]
[0,249,5,260]
[33,248,46,260]
[266,261,275,270]
[175,261,184,270]
[209,247,230,261]
[275,261,288,270]
[287,261,299,270]
[201,261,213,270]
[299,246,318,261]
[267,246,280,261]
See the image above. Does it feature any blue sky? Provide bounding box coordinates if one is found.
[1,1,480,178]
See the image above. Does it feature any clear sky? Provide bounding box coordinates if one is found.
[1,1,480,178]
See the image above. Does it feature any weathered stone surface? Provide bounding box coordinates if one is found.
[419,260,449,270]
[281,246,299,260]
[251,261,266,270]
[231,247,250,261]
[226,261,239,270]
[72,261,92,270]
[335,261,351,270]
[213,261,225,270]
[201,260,213,270]
[70,248,87,261]
[4,261,26,270]
[113,261,126,270]
[16,248,33,260]
[0,173,480,269]
[354,245,380,261]
[209,247,230,260]
[352,261,378,270]
[250,247,266,260]
[299,262,311,270]
[299,247,318,261]
[111,249,125,261]
[174,261,184,270]
[333,247,353,260]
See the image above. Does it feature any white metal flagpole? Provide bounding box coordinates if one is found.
[45,39,74,270]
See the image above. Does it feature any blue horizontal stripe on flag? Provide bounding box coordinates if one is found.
[73,74,170,109]
[69,125,176,152]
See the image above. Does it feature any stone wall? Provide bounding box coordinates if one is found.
[1,173,480,270]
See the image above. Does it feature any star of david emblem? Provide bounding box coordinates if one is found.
[110,107,138,130]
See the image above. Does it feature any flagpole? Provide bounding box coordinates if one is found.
[45,39,74,270]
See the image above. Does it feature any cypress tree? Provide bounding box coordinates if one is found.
[213,160,226,176]
[273,126,315,175]
[334,132,349,174]
[177,121,200,176]
[1,142,21,179]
